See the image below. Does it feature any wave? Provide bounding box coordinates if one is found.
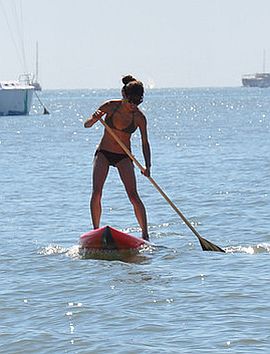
[225,243,270,254]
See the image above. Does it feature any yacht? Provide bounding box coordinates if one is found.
[242,72,270,88]
[242,50,270,88]
[0,75,34,116]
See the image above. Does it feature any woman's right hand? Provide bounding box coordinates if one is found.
[84,109,104,128]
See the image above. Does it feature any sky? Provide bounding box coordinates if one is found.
[0,0,270,89]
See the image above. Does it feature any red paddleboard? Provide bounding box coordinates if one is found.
[80,225,149,251]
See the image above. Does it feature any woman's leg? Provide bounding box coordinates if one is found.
[117,159,149,240]
[90,152,109,229]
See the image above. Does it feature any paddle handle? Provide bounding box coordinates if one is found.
[99,118,204,241]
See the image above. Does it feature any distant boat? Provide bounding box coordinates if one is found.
[0,75,34,116]
[242,50,270,88]
[242,73,270,88]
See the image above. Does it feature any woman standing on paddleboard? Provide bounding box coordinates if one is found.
[84,75,151,240]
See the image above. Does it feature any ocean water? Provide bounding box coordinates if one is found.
[1,87,270,353]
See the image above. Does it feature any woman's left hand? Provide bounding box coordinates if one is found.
[141,167,150,177]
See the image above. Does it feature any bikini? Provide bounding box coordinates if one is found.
[104,103,137,134]
[95,103,137,167]
[95,149,130,167]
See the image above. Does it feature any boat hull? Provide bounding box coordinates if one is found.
[80,226,148,251]
[0,88,34,116]
[242,73,270,88]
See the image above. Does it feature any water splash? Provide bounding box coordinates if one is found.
[225,243,270,254]
[38,244,81,259]
[38,244,68,256]
[38,243,158,263]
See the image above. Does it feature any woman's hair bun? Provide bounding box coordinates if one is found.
[122,75,136,85]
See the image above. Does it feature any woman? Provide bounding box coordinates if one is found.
[84,75,151,240]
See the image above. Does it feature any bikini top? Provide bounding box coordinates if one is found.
[105,103,137,134]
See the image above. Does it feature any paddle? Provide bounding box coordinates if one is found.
[98,118,225,253]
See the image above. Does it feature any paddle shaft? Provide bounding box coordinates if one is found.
[99,118,205,243]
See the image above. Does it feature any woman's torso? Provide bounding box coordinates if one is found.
[99,100,140,153]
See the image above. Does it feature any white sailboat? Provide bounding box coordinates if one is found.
[0,1,39,115]
[0,77,34,116]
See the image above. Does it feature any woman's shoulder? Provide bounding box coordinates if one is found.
[99,99,121,113]
[134,107,146,120]
[134,108,147,130]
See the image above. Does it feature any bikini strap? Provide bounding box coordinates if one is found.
[112,102,121,114]
[105,102,121,128]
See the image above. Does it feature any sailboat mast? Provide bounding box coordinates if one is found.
[35,41,39,81]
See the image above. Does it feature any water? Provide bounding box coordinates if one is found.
[1,87,270,353]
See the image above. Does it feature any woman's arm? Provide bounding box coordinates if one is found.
[84,102,110,128]
[84,109,104,128]
[138,113,151,177]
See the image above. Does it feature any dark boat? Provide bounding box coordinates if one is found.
[242,72,270,88]
[242,50,270,88]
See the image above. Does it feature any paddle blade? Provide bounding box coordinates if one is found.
[198,236,225,253]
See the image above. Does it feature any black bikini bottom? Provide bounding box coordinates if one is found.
[95,149,131,167]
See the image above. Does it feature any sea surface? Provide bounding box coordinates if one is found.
[1,87,270,353]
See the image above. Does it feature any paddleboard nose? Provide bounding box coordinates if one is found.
[101,226,118,250]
